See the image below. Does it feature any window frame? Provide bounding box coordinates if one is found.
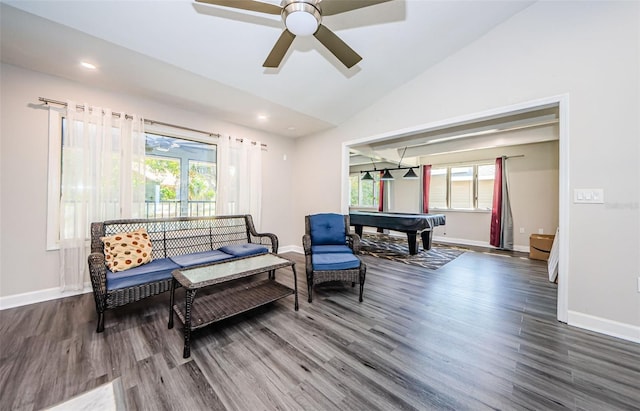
[428,162,495,212]
[46,110,220,250]
[349,172,380,209]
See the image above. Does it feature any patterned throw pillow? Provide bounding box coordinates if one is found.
[101,228,153,272]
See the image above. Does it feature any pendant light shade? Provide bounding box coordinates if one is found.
[361,171,374,181]
[403,168,419,179]
[380,169,394,181]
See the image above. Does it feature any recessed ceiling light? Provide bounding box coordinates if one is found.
[80,61,97,70]
[257,114,268,121]
[287,126,296,130]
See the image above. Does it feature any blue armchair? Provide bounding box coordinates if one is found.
[302,213,367,302]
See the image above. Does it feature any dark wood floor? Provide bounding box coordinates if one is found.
[1,250,639,410]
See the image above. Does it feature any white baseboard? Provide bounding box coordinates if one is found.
[568,310,640,344]
[0,283,92,310]
[433,236,529,253]
[281,238,530,255]
[513,245,529,253]
[279,245,303,254]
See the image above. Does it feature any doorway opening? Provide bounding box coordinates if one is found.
[341,95,569,322]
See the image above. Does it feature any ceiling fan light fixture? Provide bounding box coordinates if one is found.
[283,1,321,36]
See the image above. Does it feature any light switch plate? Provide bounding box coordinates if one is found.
[574,188,604,204]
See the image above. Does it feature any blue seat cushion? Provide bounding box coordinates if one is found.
[309,213,346,245]
[219,243,269,257]
[170,250,234,267]
[312,253,361,271]
[311,245,353,254]
[106,258,180,291]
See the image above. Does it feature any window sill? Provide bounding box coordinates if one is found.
[429,208,492,214]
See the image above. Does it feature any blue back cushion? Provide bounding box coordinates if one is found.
[219,243,269,257]
[170,250,234,267]
[309,214,346,245]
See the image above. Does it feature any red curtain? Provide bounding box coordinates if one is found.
[378,171,384,212]
[489,157,503,247]
[422,165,431,214]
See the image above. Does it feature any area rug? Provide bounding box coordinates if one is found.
[359,233,467,270]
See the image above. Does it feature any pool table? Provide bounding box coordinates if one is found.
[349,211,446,255]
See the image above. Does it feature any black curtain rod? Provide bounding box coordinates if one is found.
[38,97,267,149]
[359,165,419,174]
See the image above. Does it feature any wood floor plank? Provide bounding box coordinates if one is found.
[1,248,639,410]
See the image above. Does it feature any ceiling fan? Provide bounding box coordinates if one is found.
[195,0,393,68]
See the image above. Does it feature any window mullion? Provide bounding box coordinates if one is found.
[446,167,451,209]
[473,165,478,209]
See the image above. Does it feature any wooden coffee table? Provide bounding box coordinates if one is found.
[168,253,298,358]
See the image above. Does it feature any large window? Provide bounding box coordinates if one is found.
[429,163,495,211]
[476,164,495,209]
[349,173,380,208]
[47,112,218,249]
[144,155,181,218]
[188,160,217,216]
[429,167,448,208]
[144,133,217,218]
[450,166,474,209]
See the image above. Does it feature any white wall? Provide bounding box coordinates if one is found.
[0,63,296,299]
[388,177,421,214]
[294,2,639,338]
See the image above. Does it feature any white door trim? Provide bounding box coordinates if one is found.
[341,94,570,323]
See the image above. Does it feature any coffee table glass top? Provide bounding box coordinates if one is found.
[173,253,293,288]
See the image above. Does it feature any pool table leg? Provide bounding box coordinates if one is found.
[421,229,433,250]
[407,232,419,255]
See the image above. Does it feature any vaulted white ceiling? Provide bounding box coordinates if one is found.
[1,0,535,138]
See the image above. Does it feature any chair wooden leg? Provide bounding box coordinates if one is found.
[96,312,105,333]
[359,265,366,302]
[307,277,313,303]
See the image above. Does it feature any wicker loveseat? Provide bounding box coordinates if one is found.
[88,214,277,333]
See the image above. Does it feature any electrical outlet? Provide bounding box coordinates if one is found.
[519,227,525,234]
[538,228,544,234]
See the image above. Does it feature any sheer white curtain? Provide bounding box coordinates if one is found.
[215,136,262,228]
[59,101,146,290]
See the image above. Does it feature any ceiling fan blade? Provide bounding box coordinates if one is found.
[263,30,296,68]
[313,24,362,68]
[195,0,281,15]
[320,0,393,16]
